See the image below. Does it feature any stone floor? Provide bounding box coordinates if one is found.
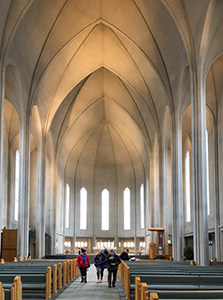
[56,265,121,299]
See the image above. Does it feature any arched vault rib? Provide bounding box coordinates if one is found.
[63,119,148,182]
[59,93,152,176]
[54,85,153,154]
[43,24,164,136]
[29,19,171,123]
[46,63,161,137]
[54,68,156,152]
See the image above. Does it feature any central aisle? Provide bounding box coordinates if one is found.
[57,265,121,299]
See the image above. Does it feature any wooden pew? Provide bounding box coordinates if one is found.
[118,261,130,300]
[0,276,22,300]
[150,293,158,300]
[0,282,4,300]
[141,283,148,300]
[126,260,223,299]
[135,277,141,300]
[0,258,79,299]
[0,268,51,299]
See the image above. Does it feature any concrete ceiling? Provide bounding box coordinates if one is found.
[1,0,223,178]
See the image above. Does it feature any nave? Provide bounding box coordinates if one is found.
[56,265,121,300]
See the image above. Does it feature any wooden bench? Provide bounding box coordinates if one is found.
[0,258,80,299]
[125,260,223,299]
[156,290,223,299]
[0,276,22,300]
[0,267,51,299]
[135,277,158,300]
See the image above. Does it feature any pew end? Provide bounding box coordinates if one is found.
[150,292,159,300]
[135,277,141,300]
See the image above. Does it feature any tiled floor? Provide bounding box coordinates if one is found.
[57,266,121,299]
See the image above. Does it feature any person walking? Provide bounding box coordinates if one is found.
[94,250,106,283]
[106,249,121,287]
[76,248,90,283]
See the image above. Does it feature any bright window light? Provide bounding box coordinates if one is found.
[80,187,87,230]
[124,188,130,230]
[102,189,109,230]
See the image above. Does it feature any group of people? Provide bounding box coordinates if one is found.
[76,247,130,287]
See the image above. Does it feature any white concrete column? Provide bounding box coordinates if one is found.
[145,168,152,254]
[171,115,184,261]
[191,72,209,266]
[51,157,57,254]
[151,140,161,229]
[36,137,46,258]
[214,121,220,260]
[159,144,165,228]
[0,68,5,254]
[163,145,169,245]
[71,236,75,254]
[18,114,31,258]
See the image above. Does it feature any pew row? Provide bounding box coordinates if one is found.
[122,260,223,300]
[0,276,22,300]
[0,258,80,299]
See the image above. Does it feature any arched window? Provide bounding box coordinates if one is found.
[65,184,70,228]
[80,187,87,230]
[102,189,109,230]
[140,184,144,229]
[124,188,130,230]
[185,151,191,222]
[206,131,210,215]
[15,150,20,221]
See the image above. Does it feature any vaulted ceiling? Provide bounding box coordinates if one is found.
[1,0,223,178]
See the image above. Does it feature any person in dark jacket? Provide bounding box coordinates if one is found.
[103,247,109,256]
[106,249,121,287]
[76,248,90,283]
[120,249,130,261]
[94,250,106,283]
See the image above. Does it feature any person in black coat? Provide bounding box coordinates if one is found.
[103,247,109,256]
[120,249,130,261]
[94,251,106,283]
[106,249,121,287]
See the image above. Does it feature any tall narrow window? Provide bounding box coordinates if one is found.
[80,187,87,230]
[65,184,70,228]
[15,150,20,221]
[185,151,191,222]
[102,189,109,230]
[140,184,144,229]
[206,131,210,215]
[124,188,130,230]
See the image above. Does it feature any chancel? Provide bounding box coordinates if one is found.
[0,1,223,299]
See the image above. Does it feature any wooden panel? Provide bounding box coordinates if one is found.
[1,228,17,262]
[1,249,17,262]
[2,229,17,249]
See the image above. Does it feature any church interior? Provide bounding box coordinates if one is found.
[1,0,223,299]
